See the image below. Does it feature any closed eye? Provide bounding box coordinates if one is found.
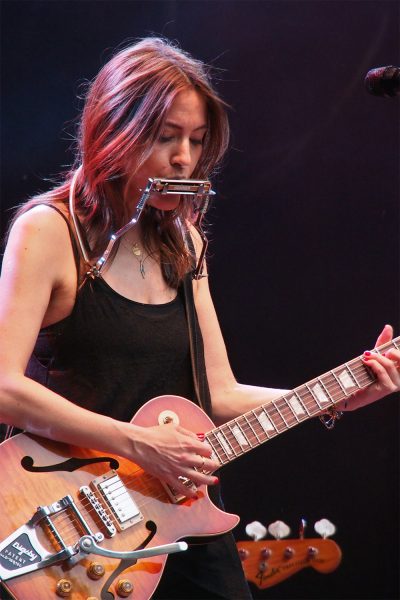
[159,135,174,143]
[158,135,204,147]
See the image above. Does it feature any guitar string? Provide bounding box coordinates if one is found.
[47,460,185,543]
[241,355,374,449]
[75,358,374,509]
[46,483,169,545]
[50,481,192,547]
[59,357,374,535]
[49,447,222,543]
[41,354,382,543]
[223,365,370,451]
[45,466,161,541]
[203,358,374,460]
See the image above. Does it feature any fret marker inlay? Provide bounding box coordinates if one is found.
[338,369,354,389]
[216,432,232,455]
[288,395,305,415]
[312,382,329,404]
[257,411,275,432]
[232,425,248,447]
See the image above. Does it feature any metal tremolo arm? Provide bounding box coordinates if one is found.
[78,534,188,560]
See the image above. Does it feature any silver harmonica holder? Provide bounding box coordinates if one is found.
[92,177,215,278]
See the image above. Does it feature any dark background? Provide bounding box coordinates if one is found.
[1,1,399,598]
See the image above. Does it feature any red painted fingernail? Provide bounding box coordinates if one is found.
[196,433,205,441]
[214,477,219,484]
[364,351,372,357]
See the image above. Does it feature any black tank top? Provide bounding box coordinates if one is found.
[26,277,195,422]
[22,206,206,424]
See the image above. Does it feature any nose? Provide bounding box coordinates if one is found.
[171,138,192,170]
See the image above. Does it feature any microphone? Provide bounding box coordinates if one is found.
[364,66,400,97]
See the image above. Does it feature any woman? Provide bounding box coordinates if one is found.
[0,38,399,599]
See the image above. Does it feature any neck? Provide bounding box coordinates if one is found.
[204,336,400,469]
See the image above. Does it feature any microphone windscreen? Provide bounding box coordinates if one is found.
[364,66,400,97]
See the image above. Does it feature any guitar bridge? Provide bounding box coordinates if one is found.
[162,476,197,504]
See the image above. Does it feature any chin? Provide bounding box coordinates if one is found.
[148,196,181,211]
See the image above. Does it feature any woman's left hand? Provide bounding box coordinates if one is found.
[344,324,400,411]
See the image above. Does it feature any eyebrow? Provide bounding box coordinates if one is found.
[163,121,208,132]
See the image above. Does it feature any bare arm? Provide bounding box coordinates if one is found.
[193,274,288,424]
[190,229,400,423]
[189,227,288,424]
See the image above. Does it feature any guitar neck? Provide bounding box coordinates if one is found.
[206,336,400,467]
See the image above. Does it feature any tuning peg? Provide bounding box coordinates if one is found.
[267,520,291,540]
[299,518,307,539]
[314,518,336,539]
[245,521,267,541]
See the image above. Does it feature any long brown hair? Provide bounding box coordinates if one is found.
[10,37,230,287]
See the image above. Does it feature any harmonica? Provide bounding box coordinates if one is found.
[145,178,214,196]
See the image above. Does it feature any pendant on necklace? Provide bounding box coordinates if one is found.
[132,243,146,278]
[132,243,141,257]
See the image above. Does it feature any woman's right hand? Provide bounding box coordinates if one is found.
[127,423,221,498]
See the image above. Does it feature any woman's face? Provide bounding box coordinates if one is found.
[124,87,208,212]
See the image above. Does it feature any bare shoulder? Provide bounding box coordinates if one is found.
[8,204,71,256]
[3,204,75,284]
[1,203,78,328]
[10,203,70,237]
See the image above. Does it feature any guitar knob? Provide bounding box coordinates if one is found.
[307,546,318,558]
[284,546,294,559]
[116,579,134,597]
[260,547,271,559]
[87,561,105,580]
[56,579,72,597]
[238,548,249,561]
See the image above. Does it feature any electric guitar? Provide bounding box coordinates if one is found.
[0,337,398,600]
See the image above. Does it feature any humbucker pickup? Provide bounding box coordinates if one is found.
[90,470,143,532]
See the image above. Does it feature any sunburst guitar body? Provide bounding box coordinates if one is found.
[0,395,238,600]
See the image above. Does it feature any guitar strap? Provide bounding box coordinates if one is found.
[183,231,213,418]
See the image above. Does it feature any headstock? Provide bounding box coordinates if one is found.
[237,518,342,589]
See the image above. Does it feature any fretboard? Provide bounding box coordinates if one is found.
[206,336,399,466]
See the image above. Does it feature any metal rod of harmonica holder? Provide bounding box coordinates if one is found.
[91,177,215,277]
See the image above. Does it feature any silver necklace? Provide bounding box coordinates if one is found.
[121,239,152,279]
